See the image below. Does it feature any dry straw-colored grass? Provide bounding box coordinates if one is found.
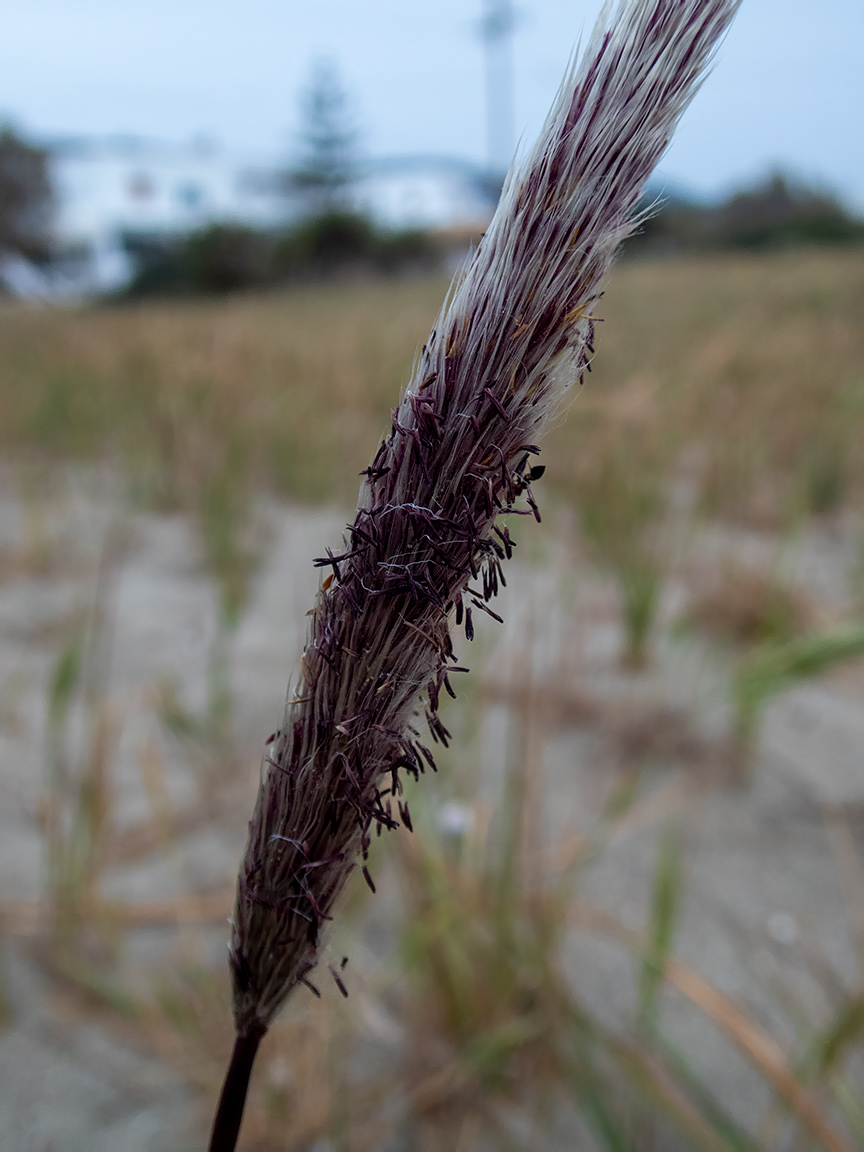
[0,279,442,505]
[549,247,864,524]
[3,247,864,1148]
[1,248,862,527]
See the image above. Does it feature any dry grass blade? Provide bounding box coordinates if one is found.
[0,892,233,934]
[666,961,853,1152]
[610,1038,751,1152]
[572,904,857,1152]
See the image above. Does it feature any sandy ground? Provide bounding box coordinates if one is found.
[1,470,863,1150]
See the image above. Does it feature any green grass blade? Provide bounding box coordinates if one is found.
[48,628,84,728]
[638,826,684,1036]
[810,995,864,1078]
[735,623,864,749]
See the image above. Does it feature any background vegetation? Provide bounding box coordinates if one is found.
[1,245,864,1149]
[112,170,864,297]
[2,247,862,520]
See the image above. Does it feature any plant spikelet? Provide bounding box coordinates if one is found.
[228,0,740,1039]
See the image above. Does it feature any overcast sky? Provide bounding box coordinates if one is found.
[1,0,862,209]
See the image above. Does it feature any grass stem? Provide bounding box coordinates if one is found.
[208,1025,267,1152]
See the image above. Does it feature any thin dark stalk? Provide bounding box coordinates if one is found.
[208,1025,267,1152]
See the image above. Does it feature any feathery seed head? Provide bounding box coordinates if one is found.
[228,0,740,1039]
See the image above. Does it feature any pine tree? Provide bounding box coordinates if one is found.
[290,60,358,215]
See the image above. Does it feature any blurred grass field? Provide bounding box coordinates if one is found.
[1,248,862,522]
[2,247,864,1150]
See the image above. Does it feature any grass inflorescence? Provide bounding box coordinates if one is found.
[4,6,864,1150]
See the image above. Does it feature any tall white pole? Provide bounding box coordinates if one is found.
[481,0,516,184]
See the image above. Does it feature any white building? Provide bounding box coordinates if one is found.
[355,155,496,233]
[12,137,497,298]
[47,135,286,295]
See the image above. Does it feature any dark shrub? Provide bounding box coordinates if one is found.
[276,211,376,276]
[181,225,274,293]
